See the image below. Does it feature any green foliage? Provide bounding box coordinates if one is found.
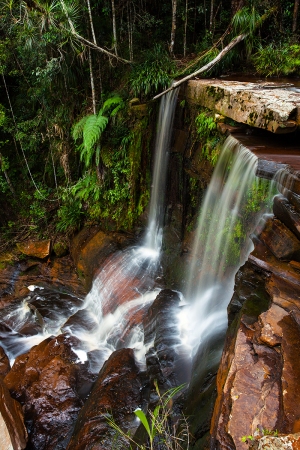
[232,7,261,36]
[56,189,83,233]
[195,110,221,165]
[223,178,273,267]
[241,435,254,442]
[129,44,176,99]
[241,428,279,442]
[72,95,124,168]
[106,382,188,450]
[253,42,300,77]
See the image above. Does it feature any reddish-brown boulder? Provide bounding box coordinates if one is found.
[16,240,51,259]
[4,334,91,450]
[273,195,300,241]
[211,235,300,449]
[0,377,27,450]
[258,217,300,261]
[71,226,134,289]
[67,348,144,450]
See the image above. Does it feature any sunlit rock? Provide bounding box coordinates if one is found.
[185,79,300,134]
[71,226,133,289]
[211,232,300,449]
[16,240,51,259]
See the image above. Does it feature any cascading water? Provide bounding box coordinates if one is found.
[1,89,179,371]
[144,88,179,252]
[66,88,179,368]
[181,135,276,360]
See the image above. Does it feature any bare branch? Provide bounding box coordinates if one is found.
[60,0,131,64]
[153,33,246,100]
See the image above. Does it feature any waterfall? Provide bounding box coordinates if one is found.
[1,90,179,369]
[182,135,275,358]
[68,89,179,369]
[144,88,179,253]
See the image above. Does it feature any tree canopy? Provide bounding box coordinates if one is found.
[0,0,299,243]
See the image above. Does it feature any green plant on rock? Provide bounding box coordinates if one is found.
[106,382,188,450]
[72,95,125,169]
[195,110,222,165]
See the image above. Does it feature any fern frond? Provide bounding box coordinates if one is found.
[82,114,100,151]
[96,114,109,134]
[102,96,124,116]
[72,115,89,141]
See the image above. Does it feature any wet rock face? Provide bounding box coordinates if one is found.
[143,289,190,390]
[71,226,135,290]
[0,377,27,450]
[67,348,144,450]
[4,334,91,450]
[211,183,300,450]
[0,346,10,376]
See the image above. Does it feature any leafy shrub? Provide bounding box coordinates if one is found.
[56,192,83,233]
[253,43,300,77]
[129,44,176,99]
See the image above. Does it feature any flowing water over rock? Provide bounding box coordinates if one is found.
[182,135,276,359]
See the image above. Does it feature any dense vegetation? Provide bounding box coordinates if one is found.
[0,0,299,249]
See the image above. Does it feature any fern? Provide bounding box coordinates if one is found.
[72,115,88,141]
[72,95,123,169]
[101,96,124,116]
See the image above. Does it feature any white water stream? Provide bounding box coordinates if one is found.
[2,89,179,371]
[181,135,276,358]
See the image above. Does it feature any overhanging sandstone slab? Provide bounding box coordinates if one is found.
[186,79,300,133]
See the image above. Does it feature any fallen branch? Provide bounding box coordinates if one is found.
[153,33,247,100]
[60,0,131,64]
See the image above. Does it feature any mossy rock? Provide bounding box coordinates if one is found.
[53,242,69,258]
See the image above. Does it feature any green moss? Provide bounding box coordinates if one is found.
[206,86,225,102]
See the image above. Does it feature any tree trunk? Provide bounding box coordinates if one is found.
[88,47,96,114]
[86,0,97,44]
[293,0,299,32]
[0,152,15,195]
[210,0,214,31]
[153,33,247,100]
[127,1,133,61]
[170,0,177,56]
[86,0,97,113]
[183,0,188,57]
[111,0,118,56]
